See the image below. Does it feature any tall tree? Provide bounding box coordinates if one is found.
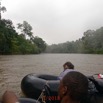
[0,1,6,20]
[17,21,33,39]
[0,19,17,54]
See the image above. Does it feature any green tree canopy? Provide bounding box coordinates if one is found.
[0,19,46,54]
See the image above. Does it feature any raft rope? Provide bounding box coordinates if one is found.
[36,88,46,103]
[36,82,48,103]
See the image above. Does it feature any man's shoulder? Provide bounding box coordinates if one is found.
[58,69,75,80]
[64,69,75,73]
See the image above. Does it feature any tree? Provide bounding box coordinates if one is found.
[17,21,47,53]
[17,21,33,39]
[0,19,17,54]
[0,1,7,20]
[33,36,46,52]
[0,17,46,54]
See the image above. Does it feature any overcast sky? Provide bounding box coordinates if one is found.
[1,0,103,44]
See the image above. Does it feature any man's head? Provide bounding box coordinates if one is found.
[58,71,88,102]
[63,62,74,70]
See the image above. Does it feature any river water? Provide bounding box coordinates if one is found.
[0,54,103,98]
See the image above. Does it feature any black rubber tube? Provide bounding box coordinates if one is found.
[21,74,59,99]
[19,98,40,103]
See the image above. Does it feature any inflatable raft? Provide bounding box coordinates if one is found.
[19,98,40,103]
[21,73,103,103]
[21,74,60,103]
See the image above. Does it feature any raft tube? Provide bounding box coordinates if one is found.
[21,74,60,100]
[19,98,40,103]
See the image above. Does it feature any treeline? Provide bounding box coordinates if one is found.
[45,27,103,54]
[0,19,46,54]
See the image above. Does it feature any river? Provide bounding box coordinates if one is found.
[0,54,103,98]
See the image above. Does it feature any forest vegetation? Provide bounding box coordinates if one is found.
[45,27,103,54]
[0,19,46,54]
[0,2,46,54]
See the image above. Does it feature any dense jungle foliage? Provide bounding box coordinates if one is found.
[0,19,46,54]
[45,27,103,54]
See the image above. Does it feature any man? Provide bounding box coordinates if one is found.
[58,61,75,80]
[58,71,88,103]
